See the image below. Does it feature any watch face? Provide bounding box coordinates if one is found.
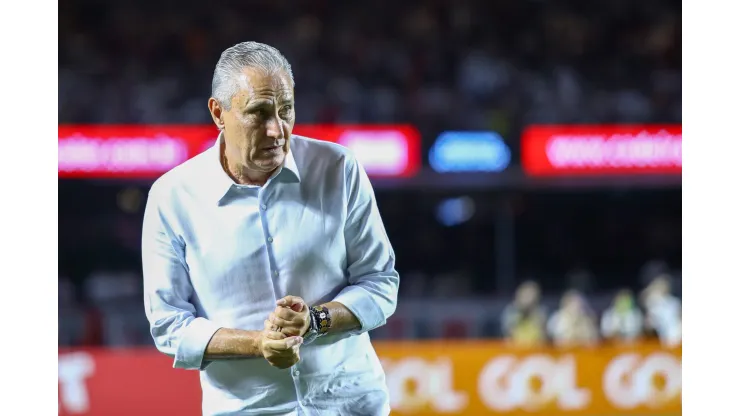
[303,329,319,345]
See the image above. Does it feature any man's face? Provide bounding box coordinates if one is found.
[563,295,582,313]
[212,67,295,174]
[516,283,539,307]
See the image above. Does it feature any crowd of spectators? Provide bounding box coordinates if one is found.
[58,0,681,346]
[60,0,681,160]
[502,275,682,348]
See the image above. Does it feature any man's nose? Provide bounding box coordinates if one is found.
[266,116,284,139]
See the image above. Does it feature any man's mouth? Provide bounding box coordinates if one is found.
[261,140,285,151]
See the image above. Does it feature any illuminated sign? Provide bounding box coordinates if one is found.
[429,131,511,173]
[58,125,421,178]
[521,125,682,176]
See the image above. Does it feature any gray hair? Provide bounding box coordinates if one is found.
[211,41,295,110]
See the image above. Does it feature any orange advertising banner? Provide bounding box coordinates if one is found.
[59,341,681,415]
[373,341,681,415]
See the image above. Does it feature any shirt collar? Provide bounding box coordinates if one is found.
[281,144,301,183]
[206,132,301,204]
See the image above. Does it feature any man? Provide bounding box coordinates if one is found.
[641,275,681,347]
[500,281,547,346]
[142,41,399,415]
[600,289,644,343]
[546,290,599,347]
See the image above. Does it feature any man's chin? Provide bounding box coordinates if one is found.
[253,154,285,171]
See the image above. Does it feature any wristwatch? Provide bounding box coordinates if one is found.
[302,305,331,345]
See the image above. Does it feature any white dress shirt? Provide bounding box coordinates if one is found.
[645,295,682,347]
[142,132,399,415]
[600,307,644,341]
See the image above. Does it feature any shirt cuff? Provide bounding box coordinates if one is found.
[333,285,386,334]
[173,317,222,370]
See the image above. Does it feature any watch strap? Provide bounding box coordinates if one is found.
[310,305,331,335]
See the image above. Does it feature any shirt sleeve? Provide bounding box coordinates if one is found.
[332,155,400,335]
[142,184,221,370]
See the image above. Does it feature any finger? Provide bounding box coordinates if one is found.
[280,326,302,337]
[269,313,292,329]
[264,339,289,353]
[266,336,303,352]
[286,336,303,348]
[275,306,300,321]
[264,319,282,333]
[263,329,287,340]
[276,296,306,312]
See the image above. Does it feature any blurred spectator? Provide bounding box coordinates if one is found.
[501,281,548,346]
[641,275,682,347]
[547,290,599,347]
[59,0,681,150]
[600,289,644,343]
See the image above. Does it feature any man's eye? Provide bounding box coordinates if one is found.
[280,105,293,114]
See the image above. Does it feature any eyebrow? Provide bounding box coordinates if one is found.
[245,97,294,111]
[245,100,272,111]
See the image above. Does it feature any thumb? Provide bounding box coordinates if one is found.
[286,336,304,348]
[277,296,306,312]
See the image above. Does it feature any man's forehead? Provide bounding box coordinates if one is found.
[237,67,293,96]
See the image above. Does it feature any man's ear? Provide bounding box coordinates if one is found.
[208,97,225,130]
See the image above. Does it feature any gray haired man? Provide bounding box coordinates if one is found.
[142,41,399,415]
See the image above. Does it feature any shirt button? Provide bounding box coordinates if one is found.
[273,270,279,277]
[294,370,300,376]
[267,236,273,243]
[260,203,267,210]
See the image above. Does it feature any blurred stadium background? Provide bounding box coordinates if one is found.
[58,0,681,415]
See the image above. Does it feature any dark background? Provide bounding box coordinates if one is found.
[58,0,681,346]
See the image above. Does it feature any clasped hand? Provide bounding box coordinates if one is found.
[259,296,311,369]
